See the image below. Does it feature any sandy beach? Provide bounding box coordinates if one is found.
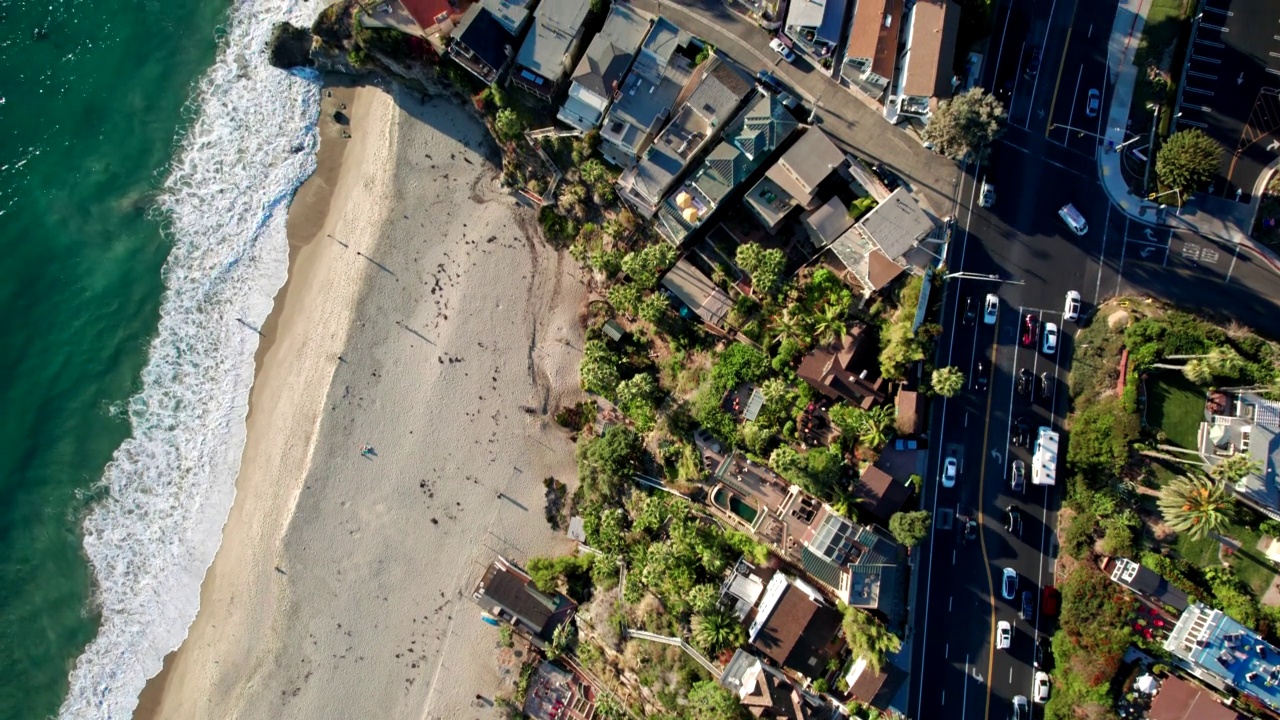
[135,80,586,719]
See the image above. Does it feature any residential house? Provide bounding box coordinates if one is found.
[616,54,755,218]
[801,195,855,248]
[829,187,936,296]
[844,655,907,712]
[894,388,924,435]
[796,323,888,408]
[800,506,906,623]
[1196,392,1280,520]
[598,17,698,168]
[721,648,835,719]
[471,556,577,648]
[745,572,844,680]
[1164,602,1280,712]
[840,0,903,102]
[557,4,653,130]
[659,257,732,328]
[784,0,848,60]
[510,0,593,100]
[744,127,845,234]
[397,0,473,41]
[1148,675,1244,720]
[1104,556,1190,614]
[447,0,535,84]
[655,92,800,246]
[891,0,959,120]
[852,465,910,522]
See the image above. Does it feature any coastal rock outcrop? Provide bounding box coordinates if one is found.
[267,22,315,70]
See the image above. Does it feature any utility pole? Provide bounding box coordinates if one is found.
[1143,104,1161,192]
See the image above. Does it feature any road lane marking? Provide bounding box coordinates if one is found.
[1180,118,1208,128]
[946,643,950,659]
[1116,216,1128,296]
[1185,87,1215,96]
[1043,24,1073,136]
[1197,38,1225,48]
[1009,667,1014,683]
[1093,203,1111,305]
[1062,64,1083,143]
[977,315,1001,720]
[1201,23,1228,32]
[953,548,957,565]
[1192,54,1221,63]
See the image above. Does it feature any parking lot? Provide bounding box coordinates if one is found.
[1175,0,1280,201]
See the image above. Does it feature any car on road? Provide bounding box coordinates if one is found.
[1034,635,1049,668]
[980,181,996,208]
[1033,672,1051,703]
[940,456,958,488]
[1010,459,1026,492]
[963,295,976,325]
[1013,417,1031,447]
[1064,290,1081,321]
[1040,372,1053,401]
[984,293,999,324]
[1023,45,1041,77]
[1002,567,1018,600]
[1020,314,1039,347]
[973,361,988,392]
[1006,505,1023,536]
[1013,694,1030,720]
[777,91,800,109]
[1086,88,1100,117]
[769,38,796,63]
[1020,590,1035,620]
[962,515,978,544]
[1017,367,1033,396]
[756,70,785,95]
[997,620,1013,650]
[1059,203,1089,235]
[872,162,901,191]
[1042,322,1059,355]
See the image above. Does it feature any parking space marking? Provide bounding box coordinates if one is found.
[1186,87,1215,96]
[1202,23,1229,32]
[1181,118,1209,128]
[1268,68,1280,77]
[1197,38,1225,48]
[1192,54,1222,63]
[1188,70,1217,79]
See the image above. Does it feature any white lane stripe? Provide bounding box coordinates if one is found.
[1192,54,1222,63]
[1269,68,1280,76]
[1188,70,1217,79]
[1197,38,1225,47]
[1201,23,1228,31]
[1185,86,1214,96]
[1180,118,1208,128]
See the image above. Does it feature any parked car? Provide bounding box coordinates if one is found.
[769,37,796,63]
[984,293,999,325]
[872,162,901,190]
[1010,459,1026,492]
[1042,322,1059,355]
[1017,367,1033,396]
[1006,505,1023,536]
[1002,568,1018,600]
[756,70,785,95]
[962,515,978,544]
[997,620,1013,649]
[1086,88,1100,117]
[973,361,988,392]
[1023,45,1042,77]
[963,295,977,325]
[1013,694,1030,720]
[1041,586,1060,617]
[1020,590,1035,621]
[1034,635,1049,668]
[1039,372,1053,401]
[1020,314,1039,347]
[777,91,800,109]
[980,181,996,208]
[941,456,958,488]
[1033,672,1051,704]
[1063,290,1081,321]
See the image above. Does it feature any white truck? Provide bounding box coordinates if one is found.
[1032,427,1059,486]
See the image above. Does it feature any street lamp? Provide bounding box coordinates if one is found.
[942,272,1025,285]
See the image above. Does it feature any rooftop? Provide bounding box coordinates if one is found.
[786,0,848,46]
[452,2,525,76]
[1199,393,1280,519]
[721,649,830,719]
[901,0,959,100]
[844,0,902,80]
[469,0,532,35]
[856,187,935,259]
[659,257,732,326]
[1165,602,1280,711]
[796,326,888,407]
[515,0,592,81]
[599,17,696,159]
[472,557,576,642]
[801,195,855,247]
[568,4,652,98]
[1107,557,1191,613]
[1148,675,1243,720]
[747,573,843,678]
[853,465,911,521]
[764,128,843,207]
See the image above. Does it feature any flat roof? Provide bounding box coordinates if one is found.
[515,0,593,81]
[660,257,731,326]
[902,0,960,99]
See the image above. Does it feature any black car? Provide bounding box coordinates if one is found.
[756,70,785,95]
[961,515,978,544]
[1023,45,1042,77]
[1034,635,1049,668]
[1020,314,1039,347]
[1014,418,1031,447]
[1040,372,1052,401]
[1017,367,1033,396]
[973,361,988,391]
[872,162,901,190]
[1020,590,1035,621]
[963,296,977,326]
[1006,505,1023,535]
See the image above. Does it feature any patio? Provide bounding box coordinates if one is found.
[522,661,596,720]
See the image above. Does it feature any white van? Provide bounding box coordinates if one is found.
[1058,204,1088,235]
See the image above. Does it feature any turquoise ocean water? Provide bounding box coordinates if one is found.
[0,0,325,717]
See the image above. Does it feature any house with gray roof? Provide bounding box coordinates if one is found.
[598,17,698,167]
[659,257,731,327]
[447,0,535,84]
[829,187,936,296]
[721,648,835,719]
[511,0,593,100]
[799,507,905,625]
[471,556,577,649]
[616,54,755,218]
[744,127,844,234]
[654,92,799,246]
[784,0,848,60]
[557,4,653,131]
[1197,392,1280,520]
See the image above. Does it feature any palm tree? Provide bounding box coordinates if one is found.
[769,307,807,346]
[812,303,847,346]
[1209,454,1262,485]
[859,405,896,450]
[691,608,744,655]
[931,366,965,398]
[1157,475,1236,541]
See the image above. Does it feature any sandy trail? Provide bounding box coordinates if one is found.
[135,82,586,720]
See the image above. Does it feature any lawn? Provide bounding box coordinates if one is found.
[1135,0,1193,70]
[1174,521,1276,597]
[1146,374,1204,449]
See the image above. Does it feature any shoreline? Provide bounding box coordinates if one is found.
[133,76,587,719]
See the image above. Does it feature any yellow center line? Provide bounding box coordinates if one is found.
[977,317,1001,720]
[1044,25,1074,137]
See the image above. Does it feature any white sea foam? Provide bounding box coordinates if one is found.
[59,0,322,716]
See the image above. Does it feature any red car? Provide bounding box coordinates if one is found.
[1020,313,1040,347]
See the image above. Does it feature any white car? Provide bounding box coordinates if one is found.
[1033,671,1051,703]
[769,38,796,63]
[980,181,996,208]
[1063,291,1081,322]
[940,457,958,488]
[996,621,1013,650]
[983,293,999,325]
[1042,322,1059,355]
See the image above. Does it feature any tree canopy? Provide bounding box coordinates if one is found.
[889,510,932,548]
[1156,128,1223,197]
[1157,475,1235,541]
[931,366,965,397]
[920,87,1007,163]
[736,242,787,296]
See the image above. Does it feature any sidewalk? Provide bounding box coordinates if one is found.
[1096,0,1280,275]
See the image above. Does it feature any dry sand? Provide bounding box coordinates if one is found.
[135,81,587,719]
